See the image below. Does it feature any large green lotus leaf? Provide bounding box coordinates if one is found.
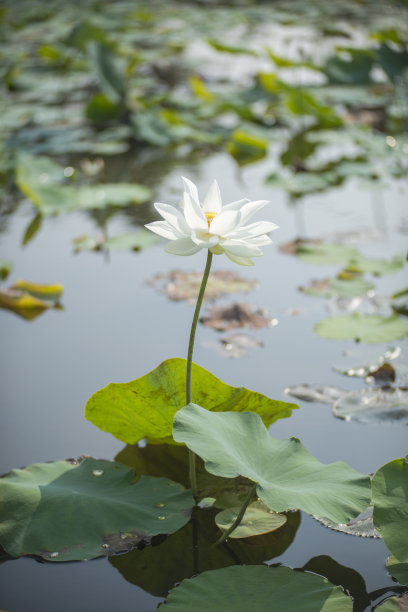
[161,565,353,611]
[387,556,408,586]
[333,388,408,425]
[0,458,193,562]
[372,457,408,562]
[215,503,287,538]
[173,404,371,523]
[110,507,300,597]
[85,358,297,445]
[314,314,408,343]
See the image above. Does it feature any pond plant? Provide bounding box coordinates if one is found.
[1,178,407,610]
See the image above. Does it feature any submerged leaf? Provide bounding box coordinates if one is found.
[161,565,353,611]
[148,269,257,302]
[200,303,274,331]
[0,458,193,561]
[173,404,371,524]
[85,358,297,445]
[333,388,408,425]
[372,456,408,562]
[314,314,408,343]
[215,503,287,539]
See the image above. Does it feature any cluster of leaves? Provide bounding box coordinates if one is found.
[1,0,407,205]
[279,239,408,343]
[0,357,406,609]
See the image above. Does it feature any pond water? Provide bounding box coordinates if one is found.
[1,2,407,610]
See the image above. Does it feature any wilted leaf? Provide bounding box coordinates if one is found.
[215,503,287,539]
[0,280,63,320]
[219,333,263,358]
[285,384,349,405]
[200,303,274,331]
[173,403,371,524]
[314,314,408,343]
[314,506,380,538]
[148,269,256,302]
[0,458,194,561]
[85,358,297,445]
[161,565,353,611]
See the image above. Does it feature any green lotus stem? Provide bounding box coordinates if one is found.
[186,250,213,498]
[215,483,257,545]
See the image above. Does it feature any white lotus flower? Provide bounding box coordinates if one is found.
[145,178,278,266]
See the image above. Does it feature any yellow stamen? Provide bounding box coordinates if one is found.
[205,212,217,228]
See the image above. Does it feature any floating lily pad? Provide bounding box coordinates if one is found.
[85,358,297,445]
[110,507,300,597]
[173,404,371,524]
[0,458,194,561]
[333,388,408,425]
[372,456,408,562]
[314,314,408,343]
[299,276,375,299]
[215,503,287,538]
[200,303,274,331]
[387,556,408,586]
[345,254,405,277]
[161,565,353,611]
[314,506,380,538]
[286,241,360,266]
[73,230,159,253]
[285,384,349,405]
[148,270,257,302]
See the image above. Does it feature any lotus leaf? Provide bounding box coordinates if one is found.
[372,456,408,562]
[0,458,193,561]
[161,565,353,611]
[85,358,297,445]
[173,403,371,523]
[314,314,408,343]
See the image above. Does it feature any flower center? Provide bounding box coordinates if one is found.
[205,212,217,228]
